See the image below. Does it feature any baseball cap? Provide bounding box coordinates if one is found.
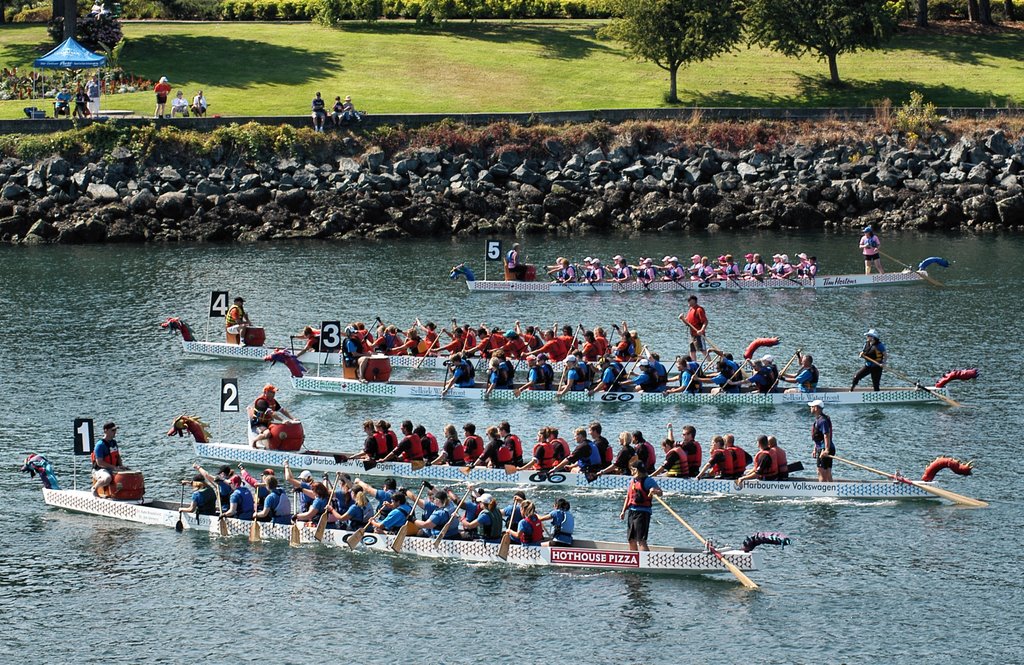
[477,493,494,504]
[808,400,824,408]
[299,470,313,481]
[690,254,701,261]
[744,253,754,259]
[761,354,774,362]
[863,226,873,233]
[798,252,808,259]
[662,256,672,262]
[584,256,593,263]
[536,353,548,361]
[565,355,578,363]
[612,255,624,261]
[638,359,650,366]
[526,355,537,362]
[865,329,879,338]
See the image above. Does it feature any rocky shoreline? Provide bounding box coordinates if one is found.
[1,128,1023,245]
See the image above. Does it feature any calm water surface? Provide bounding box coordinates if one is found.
[1,232,1021,664]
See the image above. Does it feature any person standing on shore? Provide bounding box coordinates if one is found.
[154,76,171,118]
[860,226,884,274]
[86,75,101,116]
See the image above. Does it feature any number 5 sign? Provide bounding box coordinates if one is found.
[486,240,502,261]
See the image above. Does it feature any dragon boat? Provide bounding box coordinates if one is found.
[169,416,978,503]
[264,350,960,407]
[449,259,947,294]
[22,455,765,578]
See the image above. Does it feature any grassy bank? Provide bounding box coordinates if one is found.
[1,20,1023,120]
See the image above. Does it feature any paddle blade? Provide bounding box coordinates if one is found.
[391,524,410,552]
[363,460,377,471]
[786,461,805,473]
[249,519,260,542]
[504,464,518,475]
[459,466,473,475]
[290,523,301,547]
[218,516,228,537]
[497,532,511,560]
[314,514,329,542]
[714,549,760,590]
[346,528,365,550]
[410,460,426,471]
[175,515,184,533]
[910,481,988,508]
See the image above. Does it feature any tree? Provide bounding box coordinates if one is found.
[745,0,897,86]
[600,0,742,104]
[916,0,927,27]
[1006,0,1017,20]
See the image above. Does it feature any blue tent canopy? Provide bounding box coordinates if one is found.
[33,37,107,69]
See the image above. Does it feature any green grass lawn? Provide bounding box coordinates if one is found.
[0,20,1023,120]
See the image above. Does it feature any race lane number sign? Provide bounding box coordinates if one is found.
[221,379,239,413]
[486,240,502,261]
[73,418,94,456]
[319,321,342,353]
[209,291,229,318]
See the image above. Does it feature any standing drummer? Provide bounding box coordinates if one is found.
[92,421,126,498]
[860,226,884,274]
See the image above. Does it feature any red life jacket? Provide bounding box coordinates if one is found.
[496,441,513,464]
[550,437,570,461]
[726,445,748,476]
[384,430,398,453]
[505,337,528,358]
[594,337,609,357]
[627,477,652,508]
[371,432,389,457]
[772,446,789,477]
[710,448,734,477]
[252,395,280,425]
[506,434,523,460]
[686,441,703,477]
[755,449,779,480]
[91,440,122,468]
[447,440,466,465]
[602,440,614,465]
[401,434,424,461]
[637,440,656,470]
[422,433,439,457]
[532,441,556,470]
[521,514,544,543]
[463,435,484,460]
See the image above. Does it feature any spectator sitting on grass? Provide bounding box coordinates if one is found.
[340,95,362,124]
[191,90,207,117]
[73,87,90,118]
[54,88,72,117]
[311,91,327,132]
[171,90,189,117]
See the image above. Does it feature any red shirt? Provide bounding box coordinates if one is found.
[685,306,708,336]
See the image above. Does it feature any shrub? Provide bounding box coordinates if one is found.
[12,6,53,22]
[894,90,939,138]
[75,13,125,51]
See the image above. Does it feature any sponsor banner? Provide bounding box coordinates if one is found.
[550,548,639,568]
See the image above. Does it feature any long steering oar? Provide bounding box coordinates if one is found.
[831,456,987,507]
[314,473,341,542]
[346,504,387,549]
[432,485,475,548]
[653,495,759,589]
[860,355,962,407]
[878,249,944,287]
[496,496,522,561]
[392,483,428,552]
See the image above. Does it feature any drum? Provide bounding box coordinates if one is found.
[108,470,145,501]
[267,421,305,451]
[243,327,266,346]
[364,355,392,383]
[523,264,537,281]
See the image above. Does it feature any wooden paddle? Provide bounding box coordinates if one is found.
[553,323,584,395]
[860,354,962,407]
[248,482,261,543]
[175,483,185,533]
[432,485,475,547]
[878,249,943,287]
[682,348,712,393]
[289,490,301,547]
[346,504,387,549]
[768,349,801,393]
[391,483,428,552]
[213,484,228,537]
[496,496,521,561]
[654,495,759,589]
[830,455,987,507]
[314,473,342,542]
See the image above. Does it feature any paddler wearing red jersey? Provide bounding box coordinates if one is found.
[679,295,708,354]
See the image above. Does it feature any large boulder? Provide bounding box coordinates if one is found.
[156,191,189,219]
[996,194,1024,226]
[87,183,119,203]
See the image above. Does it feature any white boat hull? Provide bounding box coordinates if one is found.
[465,270,929,293]
[40,489,760,575]
[288,375,950,406]
[194,442,938,501]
